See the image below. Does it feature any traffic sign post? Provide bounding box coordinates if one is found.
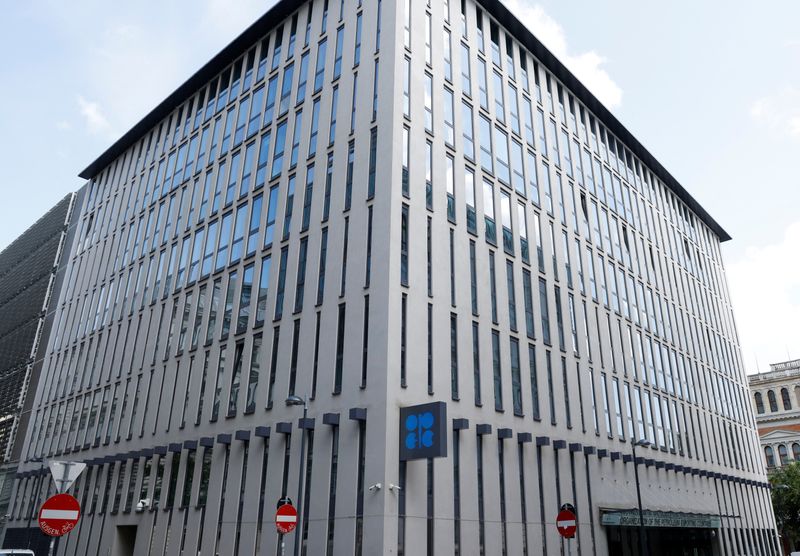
[38,493,81,537]
[276,503,298,534]
[557,504,577,556]
[556,506,577,538]
[275,502,298,556]
[40,460,85,556]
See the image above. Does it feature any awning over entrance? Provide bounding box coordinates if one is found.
[600,509,721,529]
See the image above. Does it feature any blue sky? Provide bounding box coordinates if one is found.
[0,0,798,373]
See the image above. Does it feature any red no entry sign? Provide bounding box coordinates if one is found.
[39,493,81,537]
[275,503,298,534]
[556,508,577,538]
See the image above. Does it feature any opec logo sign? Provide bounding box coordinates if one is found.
[399,402,447,461]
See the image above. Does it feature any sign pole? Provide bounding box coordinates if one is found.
[48,461,73,556]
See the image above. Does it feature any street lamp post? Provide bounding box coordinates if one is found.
[631,439,651,556]
[286,395,308,556]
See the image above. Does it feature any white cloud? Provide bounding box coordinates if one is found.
[502,0,623,108]
[77,96,111,135]
[727,221,800,375]
[200,0,274,38]
[750,88,800,138]
[55,120,71,131]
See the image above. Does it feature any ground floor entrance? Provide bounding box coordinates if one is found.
[113,525,137,556]
[606,525,717,556]
[602,509,720,556]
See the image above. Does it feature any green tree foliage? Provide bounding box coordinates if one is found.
[771,462,800,547]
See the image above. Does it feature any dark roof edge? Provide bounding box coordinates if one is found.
[78,0,298,181]
[79,0,731,242]
[477,0,730,242]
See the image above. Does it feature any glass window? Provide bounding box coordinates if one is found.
[462,101,474,159]
[465,168,476,234]
[479,116,493,174]
[236,264,254,334]
[239,142,257,197]
[510,140,524,195]
[539,278,550,345]
[200,221,219,281]
[494,126,510,184]
[765,446,775,468]
[204,281,221,344]
[401,206,409,286]
[263,185,279,248]
[333,27,344,80]
[316,228,328,305]
[754,392,764,414]
[215,212,233,272]
[246,194,262,257]
[506,260,517,330]
[446,155,455,222]
[492,330,503,411]
[508,84,520,135]
[483,180,495,245]
[254,131,272,191]
[271,120,288,179]
[768,390,778,412]
[477,58,488,110]
[493,71,505,123]
[274,247,288,320]
[444,88,455,146]
[234,96,250,147]
[425,141,433,210]
[354,13,363,66]
[255,256,271,327]
[294,238,308,313]
[328,86,339,144]
[244,334,262,413]
[314,39,328,93]
[402,126,410,197]
[461,43,472,96]
[500,191,513,254]
[302,164,315,231]
[290,109,303,168]
[443,28,452,82]
[221,271,238,339]
[424,73,433,133]
[290,50,308,104]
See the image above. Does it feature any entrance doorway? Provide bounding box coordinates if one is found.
[113,525,137,556]
[606,526,718,556]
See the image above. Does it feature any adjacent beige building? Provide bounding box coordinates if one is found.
[749,358,800,469]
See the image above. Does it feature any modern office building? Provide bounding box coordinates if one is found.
[749,358,800,470]
[5,0,776,554]
[0,193,78,551]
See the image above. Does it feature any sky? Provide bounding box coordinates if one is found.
[0,0,798,375]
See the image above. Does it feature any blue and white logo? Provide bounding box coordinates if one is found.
[405,411,435,450]
[399,402,447,461]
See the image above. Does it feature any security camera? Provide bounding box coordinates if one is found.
[388,484,402,492]
[368,483,382,491]
[136,498,150,512]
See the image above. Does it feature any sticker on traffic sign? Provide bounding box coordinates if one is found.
[276,503,298,534]
[556,508,577,539]
[39,493,81,537]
